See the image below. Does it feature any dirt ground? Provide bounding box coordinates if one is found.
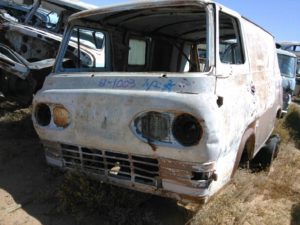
[0,96,300,225]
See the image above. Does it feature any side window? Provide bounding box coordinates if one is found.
[285,46,294,51]
[128,39,146,66]
[62,27,105,70]
[219,12,245,64]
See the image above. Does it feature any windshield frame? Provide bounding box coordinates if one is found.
[55,23,110,73]
[54,3,215,75]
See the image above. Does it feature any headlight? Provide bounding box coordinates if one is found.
[53,106,70,128]
[134,111,171,142]
[35,103,51,126]
[172,114,202,146]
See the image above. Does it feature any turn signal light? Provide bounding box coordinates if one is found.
[53,106,70,128]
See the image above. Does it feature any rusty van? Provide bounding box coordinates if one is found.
[32,0,282,203]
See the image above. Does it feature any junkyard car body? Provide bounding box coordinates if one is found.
[0,0,96,104]
[0,0,58,30]
[280,42,300,62]
[0,43,55,105]
[277,49,297,113]
[0,0,96,33]
[280,42,300,97]
[33,0,282,202]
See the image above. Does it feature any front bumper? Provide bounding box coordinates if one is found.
[42,140,216,202]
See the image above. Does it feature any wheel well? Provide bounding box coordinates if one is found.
[240,134,255,164]
[276,108,282,119]
[231,126,255,178]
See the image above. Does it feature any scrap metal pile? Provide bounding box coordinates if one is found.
[0,0,95,105]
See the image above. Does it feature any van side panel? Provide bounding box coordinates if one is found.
[211,16,282,196]
[242,18,281,153]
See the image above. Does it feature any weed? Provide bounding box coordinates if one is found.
[274,119,291,144]
[284,105,300,147]
[56,171,159,225]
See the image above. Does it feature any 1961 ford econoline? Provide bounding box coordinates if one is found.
[32,0,282,203]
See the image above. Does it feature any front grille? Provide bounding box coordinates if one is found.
[61,144,160,187]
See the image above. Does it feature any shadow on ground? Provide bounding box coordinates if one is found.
[0,97,191,225]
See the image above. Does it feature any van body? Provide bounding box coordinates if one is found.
[32,0,282,202]
[277,49,297,113]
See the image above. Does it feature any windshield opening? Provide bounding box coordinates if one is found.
[59,5,209,73]
[277,54,296,78]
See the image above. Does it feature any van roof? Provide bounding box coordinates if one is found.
[67,0,273,37]
[68,0,216,22]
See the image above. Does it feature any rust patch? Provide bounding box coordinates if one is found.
[148,141,157,151]
[160,158,193,171]
[160,167,192,179]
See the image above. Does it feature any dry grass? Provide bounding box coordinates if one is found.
[190,143,300,225]
[284,104,300,148]
[190,104,300,225]
[57,171,159,225]
[56,171,191,225]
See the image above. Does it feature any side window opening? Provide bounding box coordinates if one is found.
[128,39,147,66]
[219,12,245,65]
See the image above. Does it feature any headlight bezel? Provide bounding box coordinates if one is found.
[172,113,203,147]
[35,103,52,127]
[34,103,71,129]
[131,111,203,147]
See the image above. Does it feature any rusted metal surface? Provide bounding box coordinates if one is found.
[40,139,212,202]
[0,0,96,33]
[0,0,97,104]
[32,0,282,202]
[0,42,55,105]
